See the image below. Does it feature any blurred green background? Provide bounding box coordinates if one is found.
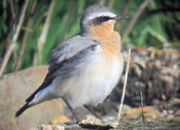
[0,0,180,74]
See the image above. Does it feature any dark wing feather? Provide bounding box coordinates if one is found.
[25,68,57,102]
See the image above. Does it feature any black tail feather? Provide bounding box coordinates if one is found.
[15,103,29,117]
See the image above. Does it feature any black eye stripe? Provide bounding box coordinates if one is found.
[97,16,113,22]
[92,16,114,25]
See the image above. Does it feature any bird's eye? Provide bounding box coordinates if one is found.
[98,16,110,22]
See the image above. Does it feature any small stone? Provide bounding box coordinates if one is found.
[175,110,180,116]
[120,104,133,115]
[161,110,168,117]
[122,106,162,120]
[39,124,81,130]
[152,99,160,105]
[168,110,174,114]
[49,115,71,125]
[80,115,119,128]
[167,114,174,120]
[161,102,169,109]
[161,94,166,100]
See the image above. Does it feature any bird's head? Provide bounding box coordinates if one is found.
[80,5,127,35]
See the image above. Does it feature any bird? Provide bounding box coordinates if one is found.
[15,4,127,121]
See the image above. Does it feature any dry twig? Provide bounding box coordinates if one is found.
[108,0,114,9]
[63,0,78,39]
[37,0,55,64]
[117,49,131,120]
[140,91,146,130]
[99,0,106,6]
[15,0,37,71]
[0,0,29,76]
[122,0,151,42]
[10,0,15,20]
[118,0,132,30]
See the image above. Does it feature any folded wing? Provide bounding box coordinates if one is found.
[26,35,99,102]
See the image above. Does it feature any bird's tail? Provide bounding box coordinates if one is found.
[15,103,29,117]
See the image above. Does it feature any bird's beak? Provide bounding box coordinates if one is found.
[114,15,128,21]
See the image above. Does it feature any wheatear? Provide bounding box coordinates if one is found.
[15,5,126,120]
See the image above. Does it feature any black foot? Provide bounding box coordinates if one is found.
[84,105,102,120]
[65,121,79,125]
[62,97,80,123]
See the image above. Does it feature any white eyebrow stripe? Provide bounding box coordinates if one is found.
[87,12,116,20]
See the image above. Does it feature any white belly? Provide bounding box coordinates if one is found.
[53,53,124,108]
[87,56,124,105]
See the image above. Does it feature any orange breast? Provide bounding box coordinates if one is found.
[90,21,122,61]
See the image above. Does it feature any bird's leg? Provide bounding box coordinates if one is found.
[84,105,101,120]
[62,97,80,123]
